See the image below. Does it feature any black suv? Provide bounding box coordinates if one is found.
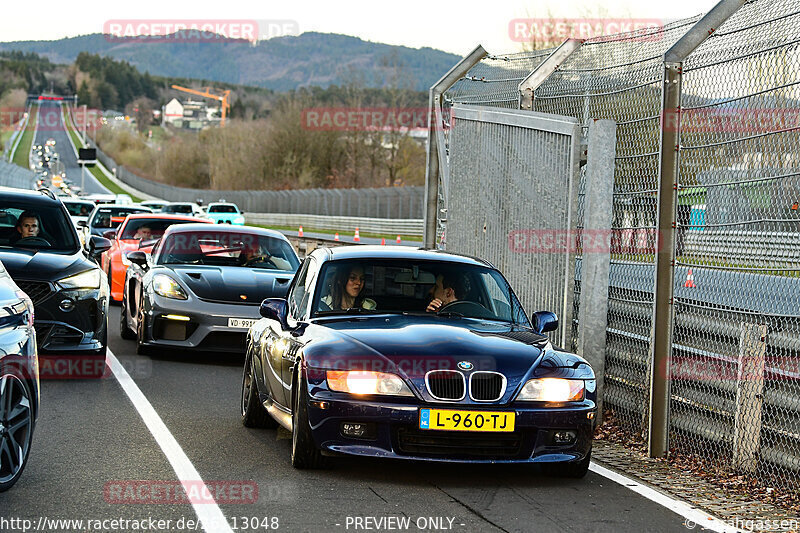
[0,188,111,356]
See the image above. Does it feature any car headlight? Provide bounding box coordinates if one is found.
[517,378,585,402]
[234,215,245,223]
[58,269,101,289]
[152,274,187,300]
[326,370,414,397]
[121,252,132,266]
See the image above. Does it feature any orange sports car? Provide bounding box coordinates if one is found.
[101,213,212,302]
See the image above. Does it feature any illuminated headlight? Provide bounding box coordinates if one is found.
[152,274,187,300]
[234,215,245,224]
[326,371,413,397]
[58,269,101,289]
[517,378,585,402]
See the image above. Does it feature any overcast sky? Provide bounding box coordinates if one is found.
[2,0,719,56]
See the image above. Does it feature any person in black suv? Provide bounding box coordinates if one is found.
[0,188,112,359]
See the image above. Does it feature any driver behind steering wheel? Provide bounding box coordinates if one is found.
[426,271,468,313]
[12,210,50,246]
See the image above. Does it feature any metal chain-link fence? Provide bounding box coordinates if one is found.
[432,0,800,492]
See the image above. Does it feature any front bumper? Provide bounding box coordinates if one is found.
[305,393,595,464]
[140,295,260,353]
[19,280,108,354]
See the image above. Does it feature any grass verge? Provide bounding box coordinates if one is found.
[12,105,38,168]
[62,104,143,202]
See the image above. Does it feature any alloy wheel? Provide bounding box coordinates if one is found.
[0,373,33,486]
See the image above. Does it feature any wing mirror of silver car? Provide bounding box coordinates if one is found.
[260,298,289,330]
[127,251,149,268]
[533,311,558,334]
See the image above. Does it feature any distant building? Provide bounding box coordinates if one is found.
[162,98,219,129]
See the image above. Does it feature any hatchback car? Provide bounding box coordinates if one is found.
[242,246,596,474]
[204,203,245,225]
[0,188,111,356]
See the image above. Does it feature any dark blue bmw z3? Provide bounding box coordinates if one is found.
[242,246,596,475]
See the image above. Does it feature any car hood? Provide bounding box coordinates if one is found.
[305,315,552,379]
[0,249,94,281]
[168,265,294,303]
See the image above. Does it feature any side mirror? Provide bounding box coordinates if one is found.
[89,236,112,257]
[260,298,289,330]
[77,220,88,228]
[533,311,558,334]
[103,229,117,240]
[127,251,149,268]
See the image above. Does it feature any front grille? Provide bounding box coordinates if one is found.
[425,370,465,401]
[16,280,53,305]
[49,325,84,345]
[34,323,52,345]
[197,331,247,352]
[396,427,523,458]
[470,372,506,401]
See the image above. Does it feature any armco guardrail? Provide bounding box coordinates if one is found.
[4,107,30,163]
[85,137,424,219]
[245,213,423,237]
[683,230,800,266]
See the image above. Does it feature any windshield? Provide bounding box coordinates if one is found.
[120,218,203,240]
[312,260,526,323]
[156,230,299,271]
[0,201,80,253]
[208,205,238,213]
[89,207,150,229]
[63,202,94,217]
[162,204,193,214]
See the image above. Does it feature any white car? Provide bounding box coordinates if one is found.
[161,202,204,217]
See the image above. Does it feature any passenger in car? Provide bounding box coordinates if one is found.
[426,272,468,312]
[323,265,376,310]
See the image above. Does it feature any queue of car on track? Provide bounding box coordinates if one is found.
[0,178,596,492]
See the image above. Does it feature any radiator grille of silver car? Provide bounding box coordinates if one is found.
[469,371,506,402]
[425,370,465,401]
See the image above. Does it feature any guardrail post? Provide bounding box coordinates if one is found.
[577,119,616,425]
[733,322,767,474]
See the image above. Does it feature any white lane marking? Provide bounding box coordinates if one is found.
[107,350,233,533]
[590,462,745,532]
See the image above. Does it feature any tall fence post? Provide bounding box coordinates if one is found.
[648,0,746,458]
[734,322,767,474]
[424,45,487,248]
[577,119,616,425]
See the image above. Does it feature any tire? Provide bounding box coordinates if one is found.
[541,446,591,479]
[0,366,35,492]
[119,296,136,340]
[290,373,327,469]
[241,353,277,428]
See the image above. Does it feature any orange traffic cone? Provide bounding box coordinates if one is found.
[381,238,386,245]
[684,268,696,288]
[298,226,304,237]
[354,228,360,242]
[334,232,339,241]
[396,235,401,244]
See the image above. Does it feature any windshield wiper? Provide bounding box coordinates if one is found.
[436,311,463,318]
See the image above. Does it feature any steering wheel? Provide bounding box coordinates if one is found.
[16,236,52,247]
[438,300,491,318]
[243,255,276,268]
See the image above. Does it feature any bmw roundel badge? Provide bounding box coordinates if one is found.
[457,361,473,371]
